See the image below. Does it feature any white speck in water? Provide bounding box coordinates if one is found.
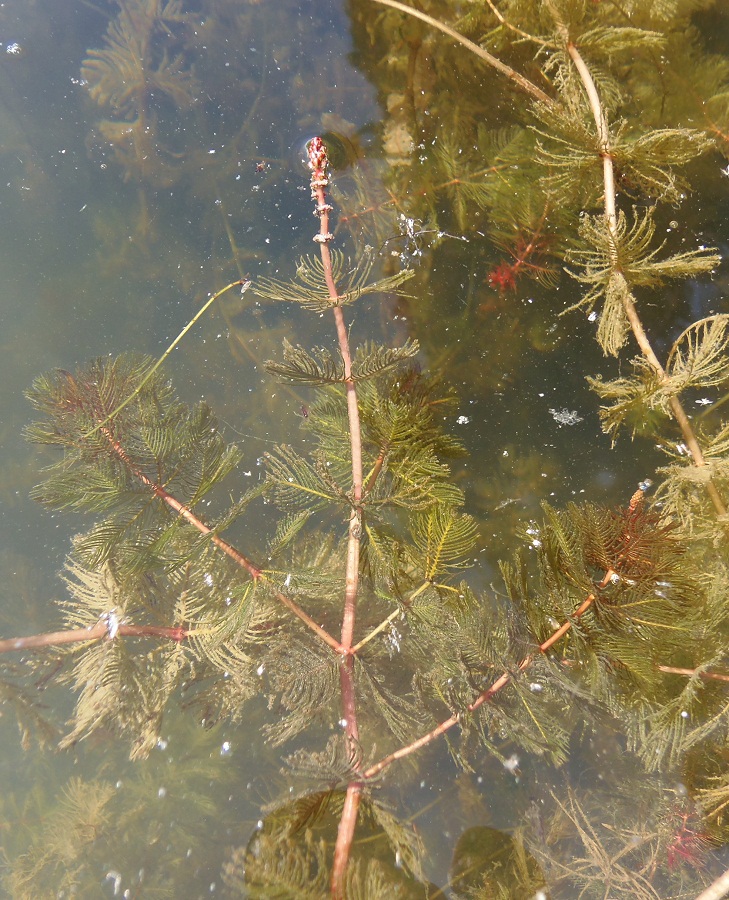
[549,407,583,426]
[385,625,402,657]
[220,741,232,757]
[339,718,348,728]
[456,415,470,425]
[204,572,214,587]
[696,398,713,406]
[588,310,598,322]
[256,663,265,676]
[503,753,520,774]
[529,682,543,693]
[526,524,542,548]
[158,787,167,798]
[156,738,168,751]
[681,710,689,719]
[104,609,120,639]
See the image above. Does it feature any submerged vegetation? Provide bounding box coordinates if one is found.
[3,0,729,896]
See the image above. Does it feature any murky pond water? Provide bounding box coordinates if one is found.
[2,1,729,897]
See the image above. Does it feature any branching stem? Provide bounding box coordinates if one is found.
[483,0,557,49]
[552,16,728,519]
[363,486,648,780]
[362,583,602,779]
[101,426,345,654]
[351,579,430,654]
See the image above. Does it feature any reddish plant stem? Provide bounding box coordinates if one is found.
[487,204,550,292]
[0,621,187,654]
[363,445,388,497]
[657,665,729,684]
[307,137,364,899]
[363,486,648,780]
[102,427,344,654]
[362,582,604,779]
[308,139,364,653]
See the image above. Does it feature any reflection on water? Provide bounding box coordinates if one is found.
[1,0,729,896]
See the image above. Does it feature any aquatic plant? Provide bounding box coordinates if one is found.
[4,0,729,897]
[82,0,197,185]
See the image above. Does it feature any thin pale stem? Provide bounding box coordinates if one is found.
[694,865,729,900]
[84,279,247,440]
[351,579,430,654]
[483,0,558,49]
[369,0,553,106]
[557,30,727,518]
